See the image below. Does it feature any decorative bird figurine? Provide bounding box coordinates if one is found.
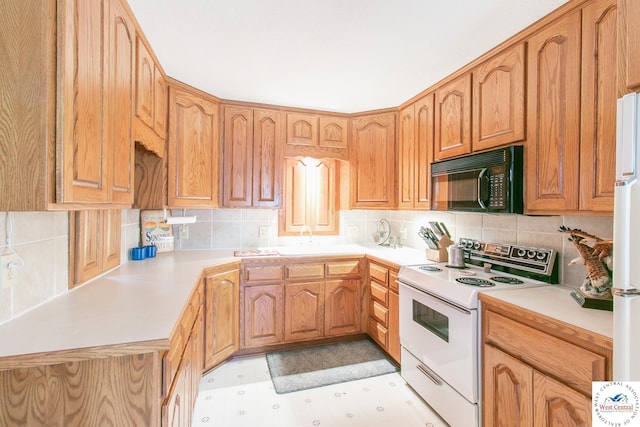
[559,226,613,297]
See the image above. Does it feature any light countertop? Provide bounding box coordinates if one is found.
[480,284,613,339]
[0,245,427,364]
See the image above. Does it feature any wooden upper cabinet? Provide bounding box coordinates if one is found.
[106,0,136,205]
[621,0,640,91]
[350,112,397,208]
[134,35,166,155]
[397,104,416,209]
[434,73,472,161]
[397,94,433,210]
[58,0,109,204]
[319,116,348,149]
[167,85,219,207]
[580,0,618,212]
[472,43,526,151]
[253,109,283,207]
[526,0,616,214]
[222,106,253,207]
[414,94,434,209]
[280,157,339,235]
[287,113,317,146]
[73,209,121,287]
[136,38,154,129]
[284,113,349,159]
[220,106,282,208]
[525,11,582,213]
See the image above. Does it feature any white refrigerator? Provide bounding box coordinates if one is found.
[614,92,640,381]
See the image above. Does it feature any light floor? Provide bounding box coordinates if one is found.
[192,354,448,427]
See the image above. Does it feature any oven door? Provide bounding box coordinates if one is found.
[399,281,478,403]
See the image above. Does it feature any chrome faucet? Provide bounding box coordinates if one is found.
[300,225,313,245]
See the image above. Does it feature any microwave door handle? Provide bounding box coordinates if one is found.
[477,168,489,209]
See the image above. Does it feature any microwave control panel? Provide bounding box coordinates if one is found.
[488,171,505,208]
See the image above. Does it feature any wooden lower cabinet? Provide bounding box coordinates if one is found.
[366,258,400,363]
[285,281,325,341]
[481,294,612,427]
[243,284,285,347]
[241,258,364,349]
[204,267,240,371]
[324,279,360,336]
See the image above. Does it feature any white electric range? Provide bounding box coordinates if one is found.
[398,238,558,427]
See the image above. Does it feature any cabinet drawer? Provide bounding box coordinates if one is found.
[244,265,283,283]
[370,300,388,327]
[389,270,399,292]
[484,310,607,396]
[370,281,388,305]
[285,263,324,280]
[369,263,389,285]
[369,318,388,349]
[325,260,361,277]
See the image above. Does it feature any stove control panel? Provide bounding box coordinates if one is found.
[458,238,557,282]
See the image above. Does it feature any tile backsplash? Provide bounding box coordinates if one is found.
[0,208,613,324]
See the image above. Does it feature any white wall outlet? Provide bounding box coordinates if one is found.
[0,253,20,290]
[400,228,407,240]
[178,224,189,240]
[259,226,269,239]
[348,226,358,237]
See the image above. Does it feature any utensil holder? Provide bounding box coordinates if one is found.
[425,235,455,262]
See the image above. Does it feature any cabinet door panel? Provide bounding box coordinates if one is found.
[135,38,154,128]
[580,0,617,212]
[253,109,282,207]
[533,372,591,427]
[310,159,338,233]
[350,113,396,208]
[324,279,360,336]
[622,0,640,90]
[244,285,284,347]
[397,104,415,209]
[205,270,239,370]
[102,209,121,271]
[284,282,324,341]
[107,0,135,204]
[319,116,348,149]
[473,43,526,151]
[168,87,219,207]
[222,106,253,207]
[434,74,471,160]
[153,67,167,137]
[414,94,434,209]
[525,12,581,212]
[287,113,317,146]
[74,210,103,284]
[59,0,108,203]
[483,345,533,427]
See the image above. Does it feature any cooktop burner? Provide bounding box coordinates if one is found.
[490,276,524,284]
[455,277,495,287]
[419,265,442,272]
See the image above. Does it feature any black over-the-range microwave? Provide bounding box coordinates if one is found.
[430,145,523,213]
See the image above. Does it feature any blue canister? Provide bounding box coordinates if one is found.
[144,245,157,258]
[130,247,146,260]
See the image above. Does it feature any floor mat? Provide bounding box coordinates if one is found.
[266,339,398,394]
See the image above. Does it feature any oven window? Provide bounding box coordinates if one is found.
[412,299,449,342]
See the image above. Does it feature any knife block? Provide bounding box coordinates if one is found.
[425,235,454,262]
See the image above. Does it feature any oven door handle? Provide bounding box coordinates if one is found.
[398,281,472,315]
[477,167,489,209]
[417,363,443,386]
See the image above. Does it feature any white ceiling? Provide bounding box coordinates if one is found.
[127,0,568,113]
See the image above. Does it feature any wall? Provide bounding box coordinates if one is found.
[171,208,614,288]
[0,209,141,325]
[0,208,613,324]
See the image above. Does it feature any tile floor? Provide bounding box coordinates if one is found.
[192,355,448,427]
